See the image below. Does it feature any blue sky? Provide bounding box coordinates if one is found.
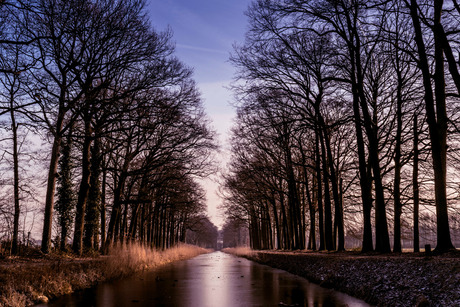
[147,0,252,228]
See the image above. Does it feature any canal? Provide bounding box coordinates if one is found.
[38,251,370,306]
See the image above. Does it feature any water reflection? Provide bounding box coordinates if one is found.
[38,251,370,307]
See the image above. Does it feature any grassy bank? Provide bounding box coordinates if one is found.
[224,248,460,307]
[0,244,209,307]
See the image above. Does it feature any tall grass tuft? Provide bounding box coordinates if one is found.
[222,246,253,257]
[105,243,209,278]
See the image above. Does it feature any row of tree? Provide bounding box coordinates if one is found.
[222,0,460,252]
[0,0,216,255]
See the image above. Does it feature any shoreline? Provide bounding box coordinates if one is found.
[0,244,210,307]
[223,248,460,306]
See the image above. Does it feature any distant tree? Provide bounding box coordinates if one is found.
[0,2,37,254]
[186,215,218,249]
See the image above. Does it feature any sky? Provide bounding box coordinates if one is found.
[147,0,252,228]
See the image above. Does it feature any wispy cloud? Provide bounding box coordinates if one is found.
[176,43,229,55]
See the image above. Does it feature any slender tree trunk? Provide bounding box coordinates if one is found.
[309,187,317,250]
[304,165,316,250]
[319,128,333,251]
[413,114,420,252]
[100,161,107,251]
[286,144,301,249]
[270,192,281,249]
[105,173,126,250]
[279,177,290,249]
[10,105,20,255]
[393,61,404,253]
[315,130,325,251]
[319,114,345,251]
[355,50,391,253]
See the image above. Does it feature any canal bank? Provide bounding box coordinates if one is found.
[224,248,460,306]
[36,251,370,307]
[0,244,209,307]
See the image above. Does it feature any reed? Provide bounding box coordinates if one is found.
[105,243,209,278]
[222,246,254,257]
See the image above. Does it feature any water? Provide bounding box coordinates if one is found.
[39,251,370,307]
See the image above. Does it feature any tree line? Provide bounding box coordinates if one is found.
[222,0,460,253]
[0,0,217,255]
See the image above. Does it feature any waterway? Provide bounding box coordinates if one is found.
[39,251,370,306]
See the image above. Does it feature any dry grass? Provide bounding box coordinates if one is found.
[0,244,209,307]
[222,246,254,257]
[105,243,210,278]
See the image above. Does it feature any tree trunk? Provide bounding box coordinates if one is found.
[408,0,454,251]
[73,119,92,255]
[41,115,64,253]
[347,41,374,253]
[319,128,334,251]
[304,164,316,250]
[413,114,420,252]
[393,57,404,253]
[10,106,20,255]
[354,46,391,253]
[84,136,102,250]
[315,130,325,251]
[319,114,345,251]
[100,161,107,251]
[270,192,281,249]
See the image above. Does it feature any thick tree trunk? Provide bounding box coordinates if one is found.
[84,136,102,250]
[347,44,374,252]
[408,0,454,251]
[73,119,92,255]
[41,115,64,253]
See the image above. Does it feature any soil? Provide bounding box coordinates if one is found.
[228,250,460,307]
